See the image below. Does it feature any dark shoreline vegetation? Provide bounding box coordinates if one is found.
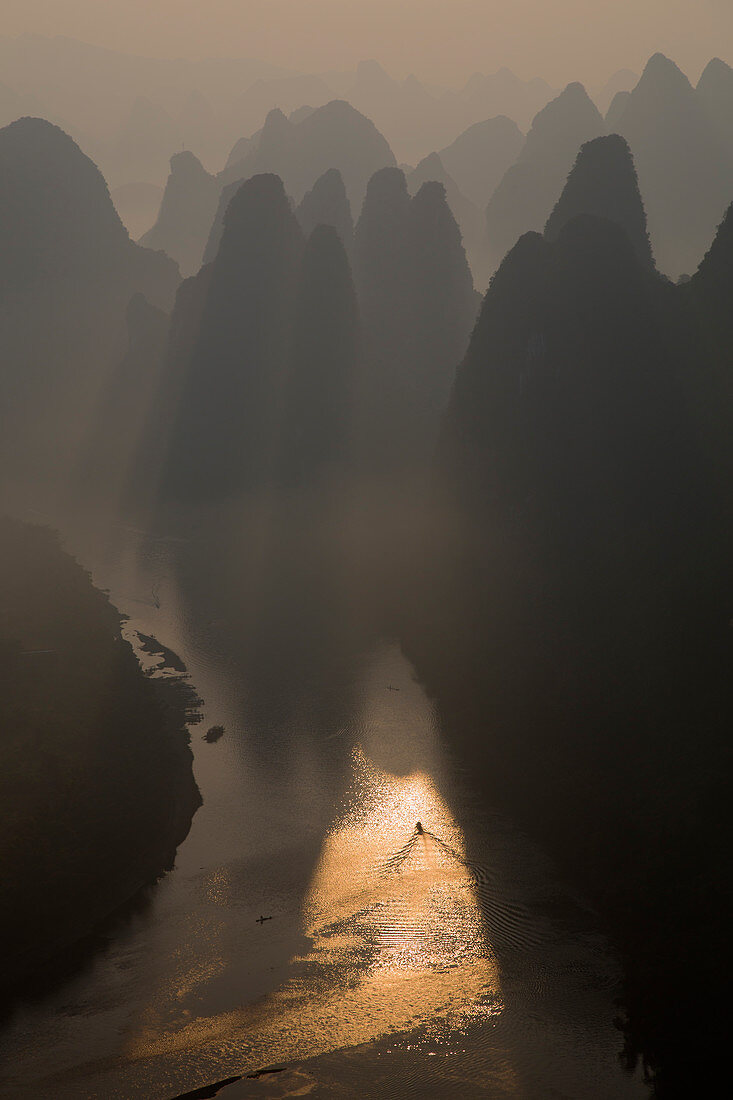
[0,517,201,1008]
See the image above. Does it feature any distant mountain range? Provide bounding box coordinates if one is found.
[0,35,558,185]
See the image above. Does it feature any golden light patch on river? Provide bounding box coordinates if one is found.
[125,747,502,1070]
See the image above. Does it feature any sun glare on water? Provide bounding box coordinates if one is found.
[128,743,502,1075]
[304,747,497,983]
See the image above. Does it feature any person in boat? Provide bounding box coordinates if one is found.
[416,821,424,835]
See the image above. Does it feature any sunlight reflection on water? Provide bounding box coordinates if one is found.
[128,744,503,1073]
[0,525,647,1099]
[305,747,500,984]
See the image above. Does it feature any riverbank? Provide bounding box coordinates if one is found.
[0,517,202,1006]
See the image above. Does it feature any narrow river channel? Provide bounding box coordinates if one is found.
[0,520,647,1099]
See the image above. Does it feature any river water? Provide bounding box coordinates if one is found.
[0,514,647,1099]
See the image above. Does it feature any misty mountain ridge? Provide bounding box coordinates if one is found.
[612,52,733,277]
[407,153,484,280]
[159,99,395,274]
[0,34,559,186]
[353,167,478,471]
[437,115,524,208]
[4,33,729,289]
[485,81,605,271]
[158,172,306,500]
[696,56,733,175]
[479,51,733,282]
[123,161,478,510]
[0,116,178,500]
[137,100,497,285]
[223,98,396,209]
[139,150,220,276]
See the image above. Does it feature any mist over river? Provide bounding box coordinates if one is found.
[0,518,646,1099]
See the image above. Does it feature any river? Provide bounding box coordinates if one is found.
[0,514,648,1099]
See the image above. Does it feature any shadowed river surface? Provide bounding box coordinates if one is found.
[0,519,648,1099]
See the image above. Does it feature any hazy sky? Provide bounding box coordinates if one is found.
[3,1,732,86]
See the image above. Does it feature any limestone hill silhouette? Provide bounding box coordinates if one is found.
[442,216,686,523]
[0,117,178,500]
[131,162,478,503]
[696,58,733,169]
[544,134,654,269]
[352,166,414,471]
[613,53,731,278]
[202,103,395,268]
[223,99,396,211]
[161,173,304,500]
[201,178,247,267]
[353,166,414,372]
[295,168,354,251]
[279,225,361,488]
[413,206,733,1096]
[485,82,605,272]
[354,168,478,471]
[407,153,484,281]
[125,263,213,515]
[223,134,253,175]
[133,184,362,509]
[194,109,294,271]
[0,117,127,281]
[438,116,524,208]
[140,151,220,276]
[407,181,479,448]
[253,105,293,165]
